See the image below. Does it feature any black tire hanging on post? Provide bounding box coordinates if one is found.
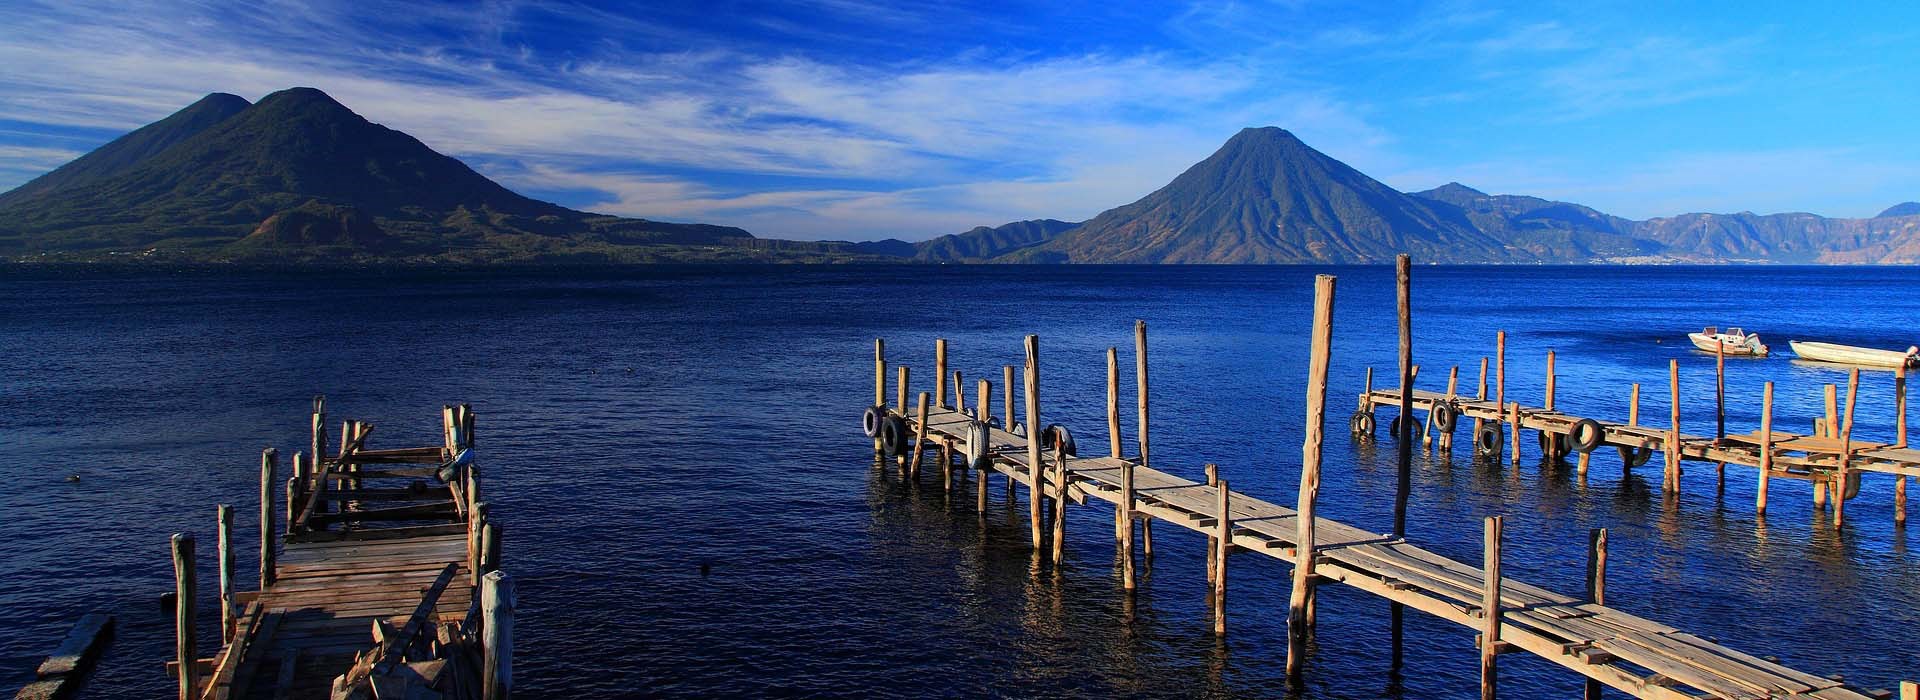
[1569,418,1604,453]
[862,405,886,438]
[1432,402,1459,433]
[881,415,910,458]
[1043,423,1077,457]
[1355,411,1376,438]
[1389,415,1406,441]
[1617,445,1653,468]
[1475,422,1503,458]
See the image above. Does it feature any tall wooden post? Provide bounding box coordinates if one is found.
[216,505,234,643]
[1135,320,1153,561]
[1024,335,1044,552]
[874,339,886,408]
[1050,446,1067,564]
[1715,341,1727,441]
[1288,274,1335,685]
[1004,366,1017,434]
[1213,477,1230,636]
[1666,359,1681,494]
[977,379,992,513]
[952,370,967,414]
[1510,401,1523,466]
[1545,350,1559,460]
[1837,369,1859,529]
[909,392,931,478]
[1898,365,1909,449]
[1758,382,1774,516]
[469,502,489,586]
[1496,332,1507,461]
[1545,350,1557,411]
[481,570,515,700]
[1394,254,1412,539]
[1629,384,1641,426]
[171,533,197,700]
[934,338,948,408]
[1475,357,1489,436]
[1108,348,1126,548]
[896,366,909,416]
[1481,515,1504,700]
[1205,463,1219,584]
[259,449,277,587]
[1584,527,1606,700]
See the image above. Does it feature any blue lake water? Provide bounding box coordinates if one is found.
[2,264,1917,697]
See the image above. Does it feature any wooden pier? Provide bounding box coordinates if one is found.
[1354,336,1917,528]
[164,399,513,700]
[862,271,1914,699]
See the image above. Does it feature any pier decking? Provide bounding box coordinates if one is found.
[864,272,1912,699]
[165,400,513,700]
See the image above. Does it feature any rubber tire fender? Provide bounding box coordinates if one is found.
[1538,430,1571,460]
[862,405,887,438]
[1569,418,1605,453]
[1617,445,1653,468]
[965,420,992,469]
[880,415,910,458]
[1475,422,1503,458]
[1432,402,1459,433]
[1043,423,1077,457]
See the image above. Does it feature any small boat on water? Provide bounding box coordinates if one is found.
[1788,340,1920,368]
[1688,326,1768,356]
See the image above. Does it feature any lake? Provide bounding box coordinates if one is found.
[3,264,1917,697]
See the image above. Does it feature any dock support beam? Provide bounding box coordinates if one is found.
[1481,515,1504,700]
[1213,477,1230,636]
[910,392,930,478]
[1759,383,1774,516]
[260,448,277,588]
[1288,274,1335,686]
[1024,335,1044,552]
[482,570,515,700]
[171,533,197,700]
[1394,255,1412,538]
[217,505,234,643]
[1584,527,1606,700]
[1666,360,1681,494]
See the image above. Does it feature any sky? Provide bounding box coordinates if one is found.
[2,1,1918,241]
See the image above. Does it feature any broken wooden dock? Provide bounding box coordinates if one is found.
[1355,331,1918,528]
[863,272,1915,699]
[165,399,514,700]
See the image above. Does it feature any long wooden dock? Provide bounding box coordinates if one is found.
[1354,337,1917,527]
[165,400,515,700]
[864,273,1913,699]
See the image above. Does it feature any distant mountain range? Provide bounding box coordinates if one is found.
[3,91,1915,264]
[0,88,882,262]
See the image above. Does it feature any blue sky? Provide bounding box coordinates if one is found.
[2,1,1917,241]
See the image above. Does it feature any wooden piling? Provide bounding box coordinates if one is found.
[482,522,501,576]
[469,502,489,586]
[1475,358,1489,435]
[934,338,948,408]
[1759,382,1774,516]
[1135,320,1153,562]
[1898,365,1909,449]
[1585,527,1606,700]
[1716,341,1727,442]
[1213,477,1230,636]
[896,366,909,416]
[978,378,992,513]
[1900,680,1917,700]
[1205,463,1219,584]
[1395,254,1412,539]
[1667,360,1681,494]
[1481,515,1504,700]
[1629,384,1640,426]
[1546,350,1557,411]
[1509,401,1522,466]
[1825,384,1839,438]
[1024,335,1044,551]
[1837,369,1859,529]
[952,371,965,415]
[259,449,276,588]
[481,570,514,700]
[216,504,234,643]
[1050,446,1067,564]
[910,392,931,478]
[1495,331,1507,418]
[171,533,196,700]
[1004,366,1016,434]
[1545,350,1559,460]
[874,339,886,408]
[1107,348,1125,545]
[1288,273,1335,684]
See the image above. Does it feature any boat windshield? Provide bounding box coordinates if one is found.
[1729,327,1744,336]
[1703,326,1718,335]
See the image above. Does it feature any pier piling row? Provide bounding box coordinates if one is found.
[1355,346,1914,527]
[862,273,1904,700]
[164,399,512,700]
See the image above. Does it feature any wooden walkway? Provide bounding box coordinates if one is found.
[907,405,1876,700]
[166,401,514,700]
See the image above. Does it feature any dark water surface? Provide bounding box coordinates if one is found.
[3,264,1918,697]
